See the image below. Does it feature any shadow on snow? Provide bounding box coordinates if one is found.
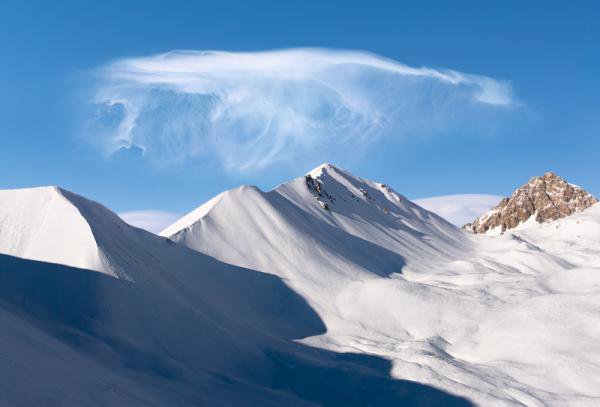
[0,253,471,406]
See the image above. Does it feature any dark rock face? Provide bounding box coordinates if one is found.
[464,172,598,234]
[305,174,335,210]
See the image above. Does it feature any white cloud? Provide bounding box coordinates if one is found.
[89,48,517,172]
[413,194,503,226]
[119,210,181,234]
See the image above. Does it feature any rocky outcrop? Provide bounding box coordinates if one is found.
[305,174,335,210]
[464,172,598,234]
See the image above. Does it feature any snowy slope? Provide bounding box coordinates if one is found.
[511,202,600,267]
[0,184,469,406]
[162,163,467,278]
[161,164,470,330]
[0,187,105,273]
[162,164,600,406]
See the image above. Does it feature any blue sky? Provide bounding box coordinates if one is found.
[1,0,598,224]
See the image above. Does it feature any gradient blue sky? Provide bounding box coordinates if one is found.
[1,0,598,219]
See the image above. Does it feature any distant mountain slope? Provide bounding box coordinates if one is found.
[510,201,600,267]
[464,172,598,234]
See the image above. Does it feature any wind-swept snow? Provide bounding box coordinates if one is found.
[162,163,600,405]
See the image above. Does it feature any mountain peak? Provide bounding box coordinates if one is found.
[0,185,145,278]
[306,162,339,177]
[464,172,598,233]
[0,186,106,272]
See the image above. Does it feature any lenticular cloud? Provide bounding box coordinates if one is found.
[90,48,516,172]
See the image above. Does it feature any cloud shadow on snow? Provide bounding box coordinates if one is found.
[0,253,472,406]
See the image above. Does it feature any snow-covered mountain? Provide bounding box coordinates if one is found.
[2,164,600,405]
[161,164,468,305]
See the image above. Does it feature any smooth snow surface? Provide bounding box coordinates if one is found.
[0,187,105,273]
[413,194,502,226]
[163,164,600,406]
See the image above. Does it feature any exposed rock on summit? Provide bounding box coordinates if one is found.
[464,172,598,233]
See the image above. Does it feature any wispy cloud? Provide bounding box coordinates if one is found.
[119,210,181,234]
[88,48,518,172]
[413,194,503,226]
